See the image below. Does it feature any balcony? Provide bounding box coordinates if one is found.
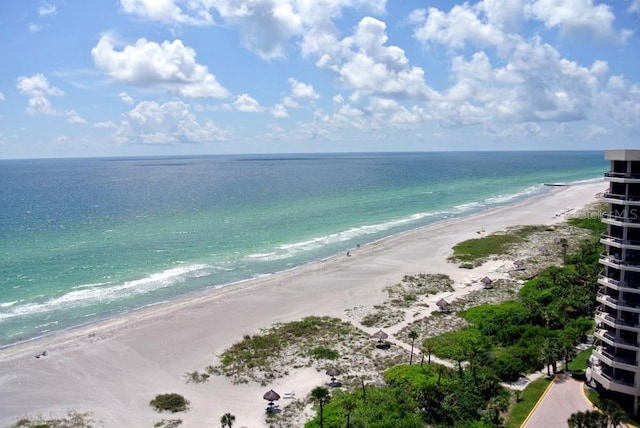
[602,192,640,206]
[597,292,640,315]
[593,346,639,371]
[605,172,640,184]
[590,366,638,395]
[600,254,640,272]
[602,276,640,293]
[602,213,640,228]
[596,310,640,333]
[595,328,640,351]
[601,234,640,250]
[598,276,640,294]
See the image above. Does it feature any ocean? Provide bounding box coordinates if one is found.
[0,151,607,347]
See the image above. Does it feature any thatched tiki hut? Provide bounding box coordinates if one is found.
[325,366,341,386]
[263,389,281,412]
[371,330,388,343]
[436,298,450,313]
[480,276,493,289]
[372,329,390,349]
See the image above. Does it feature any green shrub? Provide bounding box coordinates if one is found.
[309,346,340,360]
[150,393,190,413]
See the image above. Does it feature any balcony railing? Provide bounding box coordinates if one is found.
[591,366,636,388]
[601,234,640,248]
[597,292,640,312]
[605,172,640,180]
[598,275,640,294]
[595,329,640,349]
[600,254,640,270]
[595,346,638,368]
[596,310,640,330]
[602,192,640,202]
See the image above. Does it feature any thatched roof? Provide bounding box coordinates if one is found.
[263,389,281,401]
[371,330,388,340]
[326,366,341,377]
[436,298,449,307]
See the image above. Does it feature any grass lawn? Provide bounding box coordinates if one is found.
[505,376,553,428]
[450,225,546,265]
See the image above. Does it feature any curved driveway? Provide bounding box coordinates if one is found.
[523,375,595,428]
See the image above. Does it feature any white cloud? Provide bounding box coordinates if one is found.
[630,0,640,14]
[282,96,302,109]
[271,104,289,118]
[119,0,213,25]
[411,4,505,50]
[67,113,86,124]
[586,125,609,137]
[119,92,134,105]
[38,2,57,17]
[527,0,618,40]
[91,35,229,98]
[288,78,319,99]
[0,92,4,101]
[16,74,86,124]
[319,17,434,100]
[17,74,64,115]
[117,100,229,144]
[28,23,43,33]
[233,94,263,112]
[95,121,117,128]
[410,4,622,126]
[119,0,386,60]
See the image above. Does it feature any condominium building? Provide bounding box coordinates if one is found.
[592,149,640,414]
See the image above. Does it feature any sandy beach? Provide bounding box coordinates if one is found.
[0,181,605,427]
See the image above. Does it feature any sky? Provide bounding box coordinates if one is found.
[0,0,639,159]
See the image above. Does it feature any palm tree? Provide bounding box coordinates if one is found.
[408,330,419,365]
[435,363,447,385]
[311,386,330,428]
[486,392,510,426]
[600,398,625,427]
[220,412,236,428]
[340,395,358,428]
[422,338,436,366]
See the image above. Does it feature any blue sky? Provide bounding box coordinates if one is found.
[0,0,639,158]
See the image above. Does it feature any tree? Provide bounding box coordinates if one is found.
[486,392,510,426]
[435,363,448,386]
[339,395,358,428]
[311,386,330,428]
[220,412,236,428]
[568,410,609,428]
[408,330,419,365]
[422,338,436,366]
[599,399,625,428]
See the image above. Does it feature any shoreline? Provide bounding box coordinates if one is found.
[0,180,606,427]
[0,177,603,351]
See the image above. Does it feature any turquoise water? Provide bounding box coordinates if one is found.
[0,151,607,347]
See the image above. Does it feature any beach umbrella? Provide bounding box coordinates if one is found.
[436,299,450,313]
[325,366,341,384]
[371,330,388,341]
[480,276,493,289]
[263,389,281,408]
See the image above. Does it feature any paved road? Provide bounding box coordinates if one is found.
[523,375,595,428]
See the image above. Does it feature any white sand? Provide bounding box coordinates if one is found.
[0,181,606,427]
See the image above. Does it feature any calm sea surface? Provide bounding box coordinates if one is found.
[0,151,607,347]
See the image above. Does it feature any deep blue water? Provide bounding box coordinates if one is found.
[0,151,607,347]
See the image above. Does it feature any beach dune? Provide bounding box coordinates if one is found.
[0,181,605,427]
